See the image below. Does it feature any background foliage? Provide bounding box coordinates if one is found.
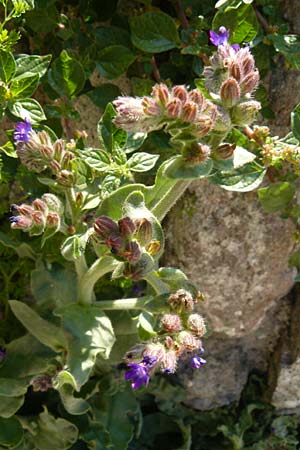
[1,0,300,449]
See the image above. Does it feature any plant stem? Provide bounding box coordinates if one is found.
[144,272,170,295]
[74,254,88,279]
[77,256,117,305]
[94,296,153,310]
[151,56,161,82]
[151,179,191,222]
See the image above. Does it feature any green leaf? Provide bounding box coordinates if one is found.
[91,389,140,450]
[0,334,55,378]
[61,230,93,262]
[0,140,17,157]
[127,152,159,172]
[124,132,147,153]
[97,102,127,153]
[87,83,121,109]
[0,231,36,258]
[94,26,131,50]
[291,103,300,141]
[138,311,157,340]
[0,51,16,83]
[9,300,66,352]
[0,417,23,447]
[164,156,213,179]
[268,34,300,69]
[8,98,46,122]
[0,395,25,418]
[213,4,258,43]
[82,148,111,171]
[258,181,295,213]
[25,5,59,33]
[15,54,51,78]
[55,304,115,389]
[0,378,29,397]
[54,371,90,415]
[31,265,77,308]
[130,12,180,53]
[211,162,266,192]
[10,73,39,98]
[28,410,78,450]
[96,45,136,79]
[48,50,85,98]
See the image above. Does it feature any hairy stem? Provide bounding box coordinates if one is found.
[144,272,170,295]
[151,179,191,222]
[94,296,153,310]
[77,256,118,305]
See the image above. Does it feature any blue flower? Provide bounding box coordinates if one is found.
[209,26,240,51]
[124,356,157,389]
[190,356,206,369]
[209,26,230,47]
[14,118,32,143]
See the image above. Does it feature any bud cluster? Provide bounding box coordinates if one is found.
[204,39,261,128]
[15,127,75,186]
[10,193,63,236]
[93,215,160,272]
[124,289,207,388]
[113,83,217,141]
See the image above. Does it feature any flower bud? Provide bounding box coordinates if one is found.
[187,314,206,337]
[32,199,48,213]
[238,48,255,75]
[160,314,182,333]
[168,289,194,313]
[10,215,32,230]
[32,210,46,226]
[42,194,63,213]
[185,143,211,163]
[146,239,161,256]
[229,61,242,81]
[119,241,141,263]
[135,218,153,246]
[106,233,125,252]
[61,151,74,170]
[240,70,259,94]
[161,350,177,374]
[40,144,54,160]
[182,101,198,122]
[195,117,213,137]
[191,356,206,369]
[220,78,240,107]
[46,212,60,228]
[142,97,161,116]
[231,100,261,126]
[166,98,182,118]
[53,139,65,160]
[118,217,136,237]
[49,160,61,173]
[178,331,200,350]
[188,89,204,109]
[94,216,119,239]
[214,143,236,160]
[172,85,188,104]
[152,83,169,105]
[143,343,166,364]
[57,169,74,186]
[75,192,83,207]
[15,203,34,216]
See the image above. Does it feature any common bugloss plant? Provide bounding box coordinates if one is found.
[2,3,300,445]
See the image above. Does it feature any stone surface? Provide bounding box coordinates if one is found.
[164,180,296,409]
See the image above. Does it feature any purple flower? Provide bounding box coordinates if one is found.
[14,118,32,143]
[191,356,206,369]
[124,356,157,389]
[209,26,230,47]
[0,346,6,362]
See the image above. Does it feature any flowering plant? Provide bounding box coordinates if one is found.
[1,0,300,448]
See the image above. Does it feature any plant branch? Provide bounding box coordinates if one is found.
[151,56,161,83]
[144,272,170,295]
[94,296,153,310]
[151,179,191,222]
[173,0,189,29]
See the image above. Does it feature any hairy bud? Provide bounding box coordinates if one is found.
[172,85,188,104]
[152,83,169,105]
[32,199,47,213]
[46,212,60,228]
[94,216,119,239]
[135,218,153,246]
[187,314,206,337]
[178,331,200,350]
[143,343,166,364]
[118,217,136,237]
[182,101,198,122]
[168,289,194,313]
[231,101,261,126]
[166,97,182,118]
[146,239,161,256]
[214,143,236,160]
[119,241,141,263]
[161,350,177,374]
[160,314,182,333]
[229,61,242,82]
[188,89,204,109]
[240,70,259,94]
[42,194,63,214]
[220,77,240,107]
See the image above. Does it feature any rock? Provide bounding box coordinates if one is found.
[164,180,296,408]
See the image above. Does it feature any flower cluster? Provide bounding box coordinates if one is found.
[14,120,75,186]
[124,289,207,389]
[93,215,161,278]
[204,28,261,128]
[113,83,217,142]
[10,193,63,236]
